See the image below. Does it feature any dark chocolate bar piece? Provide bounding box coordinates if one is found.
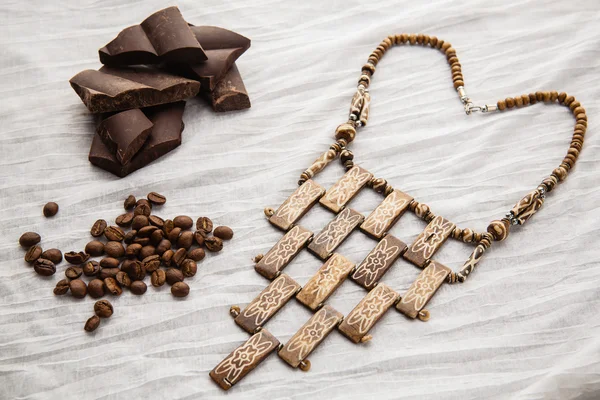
[69,66,200,113]
[96,109,153,165]
[209,64,251,112]
[89,102,185,177]
[99,7,207,65]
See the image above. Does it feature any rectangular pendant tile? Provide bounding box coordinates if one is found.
[269,179,325,231]
[296,253,355,310]
[396,261,451,318]
[351,235,407,290]
[255,225,313,279]
[308,208,364,259]
[338,284,399,343]
[278,305,343,368]
[360,189,413,239]
[403,216,455,267]
[235,274,301,333]
[319,165,373,213]
[209,329,280,391]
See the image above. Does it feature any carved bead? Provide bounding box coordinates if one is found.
[461,228,475,243]
[487,219,510,241]
[359,92,371,126]
[335,123,356,143]
[383,184,394,197]
[553,166,568,181]
[452,227,463,239]
[414,203,430,219]
[370,177,387,193]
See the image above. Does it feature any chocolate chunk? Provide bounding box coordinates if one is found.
[209,64,251,112]
[99,7,207,66]
[89,102,185,177]
[69,66,200,113]
[97,109,153,165]
[170,25,251,93]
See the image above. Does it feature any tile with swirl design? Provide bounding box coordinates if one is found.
[278,305,343,368]
[360,189,413,239]
[403,215,455,267]
[255,225,313,279]
[209,329,280,390]
[351,235,407,290]
[235,274,301,333]
[338,284,399,343]
[269,179,325,231]
[319,165,373,213]
[396,260,451,318]
[307,208,364,259]
[296,253,355,310]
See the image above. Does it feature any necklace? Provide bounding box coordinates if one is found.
[209,33,587,391]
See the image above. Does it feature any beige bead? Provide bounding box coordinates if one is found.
[335,123,356,143]
[487,220,510,241]
[558,92,567,103]
[506,98,515,108]
[553,166,568,181]
[522,94,530,105]
[461,228,475,243]
[497,100,507,111]
[414,203,430,219]
[429,36,438,47]
[370,177,387,193]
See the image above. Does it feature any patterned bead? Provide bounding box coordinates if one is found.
[487,219,510,241]
[452,227,463,239]
[370,177,387,193]
[383,184,394,197]
[340,149,354,170]
[461,228,475,243]
[553,166,568,182]
[335,123,356,143]
[414,203,430,219]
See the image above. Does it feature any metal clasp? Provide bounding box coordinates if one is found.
[464,103,497,115]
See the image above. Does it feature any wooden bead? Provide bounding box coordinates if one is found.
[399,33,408,43]
[436,39,444,49]
[358,74,371,87]
[370,177,387,193]
[564,95,575,106]
[558,92,567,103]
[451,65,461,73]
[560,162,571,171]
[383,184,394,197]
[542,92,551,102]
[553,166,568,181]
[429,36,438,47]
[522,94,530,105]
[574,124,586,133]
[506,97,515,108]
[335,123,356,143]
[542,175,558,192]
[452,227,463,239]
[473,232,483,243]
[571,141,582,151]
[362,63,375,75]
[416,34,424,44]
[453,81,464,89]
[414,203,430,219]
[448,56,459,65]
[423,35,430,45]
[536,91,544,101]
[564,155,576,167]
[441,42,451,52]
[487,220,509,241]
[529,93,537,104]
[497,100,506,111]
[461,228,475,243]
[569,101,581,111]
[515,96,524,107]
[550,91,558,102]
[409,34,417,45]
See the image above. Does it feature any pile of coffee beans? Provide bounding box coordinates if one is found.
[18,192,234,332]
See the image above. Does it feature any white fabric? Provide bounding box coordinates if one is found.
[1,1,599,399]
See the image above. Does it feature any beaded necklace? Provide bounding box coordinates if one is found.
[209,34,587,391]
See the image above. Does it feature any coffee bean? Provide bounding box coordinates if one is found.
[133,237,150,246]
[167,227,182,243]
[19,232,41,248]
[94,300,114,318]
[104,241,125,258]
[100,257,120,269]
[132,215,149,230]
[41,248,62,264]
[137,225,158,238]
[91,219,107,237]
[25,245,43,263]
[130,280,147,295]
[187,248,205,262]
[104,277,122,296]
[134,204,151,217]
[135,199,152,209]
[124,230,137,244]
[171,282,190,297]
[149,215,164,228]
[127,260,146,281]
[85,240,105,257]
[83,260,101,276]
[161,249,175,267]
[124,195,136,210]
[147,192,166,205]
[205,237,223,252]
[139,245,156,260]
[150,229,164,245]
[174,215,193,230]
[84,315,100,332]
[151,269,166,287]
[43,202,59,217]
[53,279,70,295]
[64,251,90,264]
[214,226,234,240]
[116,213,134,227]
[120,259,135,274]
[172,248,187,267]
[115,271,132,288]
[142,255,161,273]
[65,266,83,279]
[104,226,125,241]
[193,231,206,246]
[166,268,184,285]
[177,231,194,249]
[126,243,142,258]
[162,219,174,235]
[98,267,120,280]
[181,259,197,277]
[34,258,56,276]
[156,239,172,256]
[88,279,106,298]
[69,279,87,298]
[196,217,213,234]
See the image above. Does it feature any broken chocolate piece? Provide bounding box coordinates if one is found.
[89,102,185,177]
[69,66,200,113]
[96,109,153,165]
[209,64,251,112]
[99,6,207,66]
